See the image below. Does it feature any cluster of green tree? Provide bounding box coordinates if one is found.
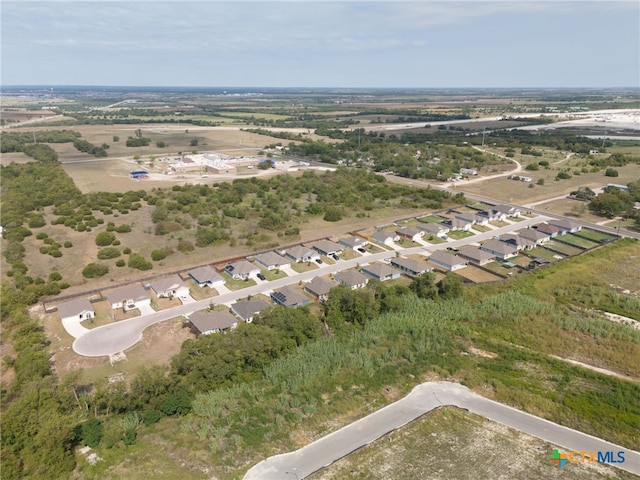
[125,136,151,147]
[0,130,81,152]
[589,152,640,168]
[589,180,640,218]
[73,139,108,157]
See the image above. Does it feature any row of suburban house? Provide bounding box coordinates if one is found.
[54,217,584,336]
[371,204,525,244]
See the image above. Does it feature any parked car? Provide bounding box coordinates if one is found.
[257,273,266,280]
[315,258,323,264]
[331,254,340,261]
[357,247,366,253]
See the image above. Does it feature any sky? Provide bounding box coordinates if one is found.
[1,1,639,88]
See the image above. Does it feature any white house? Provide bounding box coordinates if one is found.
[334,270,369,290]
[188,310,238,335]
[285,246,320,263]
[371,230,400,246]
[338,236,368,250]
[188,265,225,288]
[428,250,468,271]
[150,276,190,299]
[224,260,260,280]
[106,284,151,311]
[361,263,401,281]
[57,298,95,323]
[254,251,290,270]
[480,239,519,260]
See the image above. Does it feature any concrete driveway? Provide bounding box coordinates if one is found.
[243,382,640,479]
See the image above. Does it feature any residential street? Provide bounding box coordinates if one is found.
[71,215,547,357]
[243,382,640,479]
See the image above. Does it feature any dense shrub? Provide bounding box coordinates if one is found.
[82,263,109,278]
[95,232,116,246]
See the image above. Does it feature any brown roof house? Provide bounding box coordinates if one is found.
[458,245,496,266]
[285,246,320,263]
[305,276,338,302]
[390,256,432,276]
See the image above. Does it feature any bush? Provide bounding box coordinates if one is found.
[82,263,109,278]
[63,241,73,248]
[525,163,539,171]
[115,259,126,267]
[97,247,121,260]
[536,178,545,185]
[128,253,152,271]
[556,171,571,180]
[115,224,132,233]
[95,231,116,246]
[605,168,619,177]
[123,247,132,255]
[323,207,343,222]
[48,272,63,282]
[81,418,103,448]
[151,249,167,261]
[177,240,195,253]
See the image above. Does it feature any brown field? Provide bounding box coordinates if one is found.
[458,162,640,204]
[456,264,504,283]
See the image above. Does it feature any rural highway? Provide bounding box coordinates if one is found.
[72,215,547,357]
[243,381,640,479]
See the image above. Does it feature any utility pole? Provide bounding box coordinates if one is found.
[481,128,486,147]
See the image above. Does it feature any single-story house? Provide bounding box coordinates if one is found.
[224,260,260,280]
[254,251,290,270]
[271,286,310,307]
[58,298,95,323]
[150,276,190,299]
[458,245,496,266]
[478,209,506,222]
[305,276,337,302]
[418,223,449,238]
[428,250,468,271]
[518,228,550,245]
[395,226,424,242]
[231,299,271,323]
[338,235,368,250]
[361,263,401,281]
[371,230,400,246]
[548,218,582,233]
[312,239,344,257]
[451,217,474,231]
[480,239,519,260]
[500,234,536,251]
[106,284,151,311]
[460,167,478,176]
[491,204,522,218]
[454,212,485,225]
[188,265,225,288]
[535,223,563,238]
[188,310,238,335]
[334,270,369,290]
[390,256,432,276]
[285,246,320,263]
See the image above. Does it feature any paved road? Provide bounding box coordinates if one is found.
[72,215,546,357]
[243,382,640,479]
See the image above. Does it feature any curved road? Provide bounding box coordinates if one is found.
[243,381,640,479]
[72,215,548,356]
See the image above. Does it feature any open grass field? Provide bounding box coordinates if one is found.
[528,247,564,263]
[559,233,601,249]
[458,162,640,205]
[545,240,585,256]
[576,229,618,242]
[309,407,635,480]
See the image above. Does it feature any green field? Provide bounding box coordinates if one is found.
[557,233,600,249]
[575,229,618,242]
[546,240,585,256]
